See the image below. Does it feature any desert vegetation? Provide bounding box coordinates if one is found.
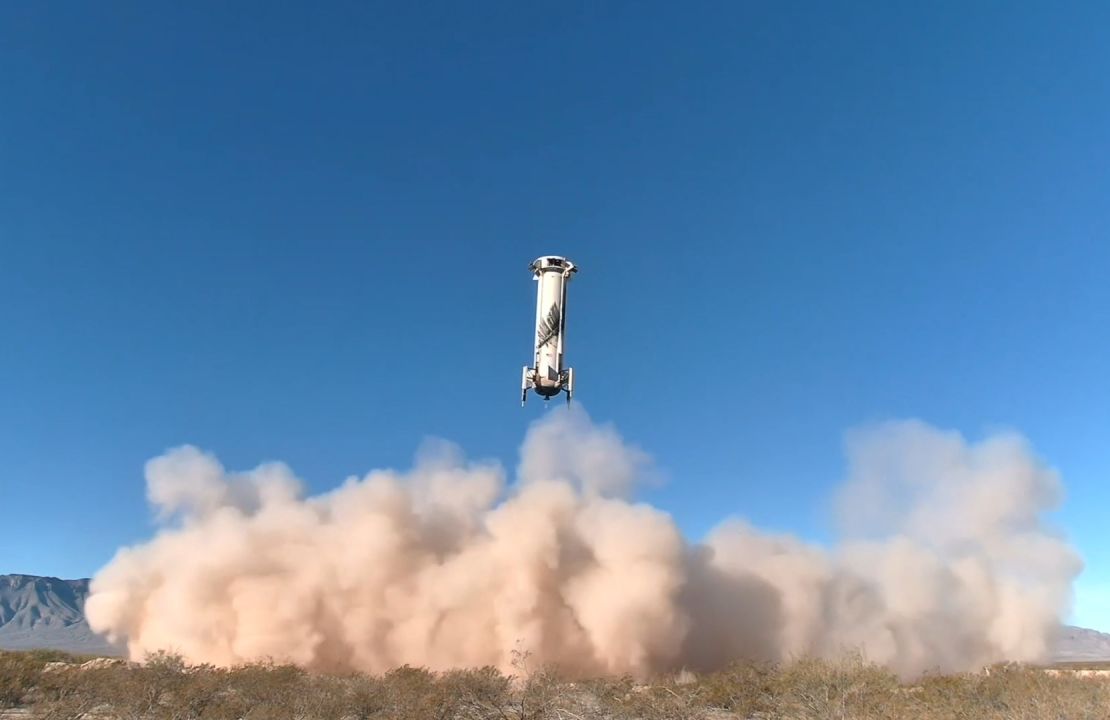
[2,649,1109,720]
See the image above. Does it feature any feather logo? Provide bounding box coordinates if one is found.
[537,303,561,348]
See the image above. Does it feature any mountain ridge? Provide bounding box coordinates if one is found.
[0,573,121,656]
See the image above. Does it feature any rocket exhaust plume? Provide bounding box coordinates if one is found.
[86,409,1081,678]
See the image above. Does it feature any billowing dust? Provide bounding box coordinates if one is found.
[87,408,1081,678]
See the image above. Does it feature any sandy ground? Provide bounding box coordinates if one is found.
[1044,668,1110,678]
[0,710,31,720]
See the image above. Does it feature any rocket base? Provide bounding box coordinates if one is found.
[521,366,574,406]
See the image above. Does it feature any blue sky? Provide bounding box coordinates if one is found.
[1,2,1107,631]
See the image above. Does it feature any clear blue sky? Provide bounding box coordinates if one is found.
[1,2,1107,631]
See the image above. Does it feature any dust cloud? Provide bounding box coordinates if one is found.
[86,409,1081,678]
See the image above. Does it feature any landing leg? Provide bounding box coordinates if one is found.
[521,366,533,406]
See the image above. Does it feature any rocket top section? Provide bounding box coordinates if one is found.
[531,255,577,278]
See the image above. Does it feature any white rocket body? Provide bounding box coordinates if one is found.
[522,256,577,404]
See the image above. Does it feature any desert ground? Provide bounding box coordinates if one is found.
[3,649,1110,720]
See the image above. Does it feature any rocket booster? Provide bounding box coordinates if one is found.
[521,256,577,405]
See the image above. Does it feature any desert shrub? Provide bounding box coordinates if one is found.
[17,650,91,666]
[31,653,224,720]
[201,661,308,720]
[31,663,117,720]
[293,673,359,720]
[769,653,902,720]
[0,651,44,708]
[439,666,511,719]
[971,665,1109,720]
[693,659,778,715]
[341,672,388,720]
[0,648,107,709]
[581,673,705,720]
[7,648,1110,720]
[612,683,704,720]
[374,664,516,720]
[70,654,196,720]
[378,665,447,719]
[575,674,634,716]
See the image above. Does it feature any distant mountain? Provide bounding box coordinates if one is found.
[2,573,1108,664]
[0,574,121,656]
[1052,624,1110,663]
